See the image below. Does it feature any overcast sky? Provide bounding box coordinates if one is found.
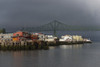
[0,0,100,32]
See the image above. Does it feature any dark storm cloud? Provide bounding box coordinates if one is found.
[0,0,100,32]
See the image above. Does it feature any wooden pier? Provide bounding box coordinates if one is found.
[0,40,92,51]
[0,40,49,51]
[47,41,92,46]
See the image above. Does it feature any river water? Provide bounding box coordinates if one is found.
[0,31,100,67]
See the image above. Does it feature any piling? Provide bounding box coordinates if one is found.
[0,40,92,51]
[0,40,49,51]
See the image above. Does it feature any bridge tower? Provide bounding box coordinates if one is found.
[49,20,60,36]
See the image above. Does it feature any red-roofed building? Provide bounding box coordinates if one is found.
[12,31,31,41]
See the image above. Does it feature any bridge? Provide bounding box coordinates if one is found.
[21,20,76,36]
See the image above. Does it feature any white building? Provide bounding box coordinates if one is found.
[59,35,72,42]
[0,33,13,41]
[45,35,57,42]
[38,34,45,41]
[72,35,83,41]
[83,38,91,42]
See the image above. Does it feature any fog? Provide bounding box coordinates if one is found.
[0,0,100,32]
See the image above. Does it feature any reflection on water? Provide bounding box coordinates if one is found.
[1,43,100,67]
[59,44,83,49]
[49,46,57,50]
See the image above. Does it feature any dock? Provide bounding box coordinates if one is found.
[0,40,49,51]
[0,40,92,51]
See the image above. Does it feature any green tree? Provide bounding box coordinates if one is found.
[0,28,6,33]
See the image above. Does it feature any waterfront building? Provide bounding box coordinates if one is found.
[12,31,31,41]
[72,35,83,42]
[59,35,72,42]
[0,33,13,41]
[32,33,45,41]
[83,38,91,42]
[45,35,57,42]
[31,34,39,40]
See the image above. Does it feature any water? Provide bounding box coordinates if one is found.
[0,31,100,67]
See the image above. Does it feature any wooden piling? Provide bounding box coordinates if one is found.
[0,40,91,51]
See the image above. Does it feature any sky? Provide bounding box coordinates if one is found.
[0,0,100,32]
